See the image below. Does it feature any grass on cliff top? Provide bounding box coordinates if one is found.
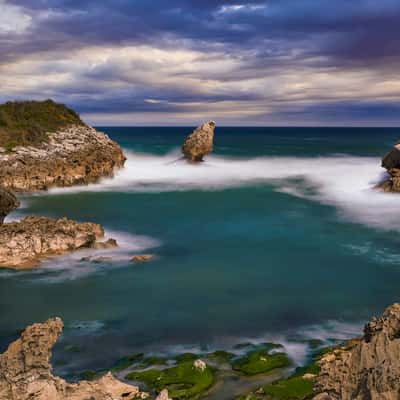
[0,99,85,151]
[126,360,214,399]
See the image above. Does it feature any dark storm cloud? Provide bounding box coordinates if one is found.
[2,0,400,124]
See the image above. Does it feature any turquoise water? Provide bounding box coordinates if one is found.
[1,127,400,377]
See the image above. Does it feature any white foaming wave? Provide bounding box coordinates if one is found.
[43,149,400,231]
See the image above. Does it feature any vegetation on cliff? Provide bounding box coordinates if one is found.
[0,99,85,150]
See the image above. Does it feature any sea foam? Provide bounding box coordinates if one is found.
[43,149,399,231]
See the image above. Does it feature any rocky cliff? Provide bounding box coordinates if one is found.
[0,317,145,400]
[0,188,19,224]
[313,303,400,400]
[0,216,114,269]
[0,125,126,192]
[182,121,215,162]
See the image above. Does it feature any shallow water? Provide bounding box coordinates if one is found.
[1,127,399,392]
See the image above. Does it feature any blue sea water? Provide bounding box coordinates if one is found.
[1,127,400,378]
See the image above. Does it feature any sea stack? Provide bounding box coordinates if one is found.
[312,303,400,400]
[0,317,144,400]
[0,188,19,224]
[379,143,400,191]
[0,100,126,192]
[182,121,216,162]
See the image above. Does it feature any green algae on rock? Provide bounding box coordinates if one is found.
[126,360,214,399]
[232,344,291,376]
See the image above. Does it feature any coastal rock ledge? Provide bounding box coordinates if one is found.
[313,303,400,400]
[0,317,145,400]
[0,125,126,192]
[0,216,112,269]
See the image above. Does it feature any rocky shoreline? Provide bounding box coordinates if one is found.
[1,304,399,400]
[0,125,126,192]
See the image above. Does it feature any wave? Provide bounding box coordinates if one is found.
[40,149,400,231]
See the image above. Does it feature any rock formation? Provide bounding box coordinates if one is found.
[0,216,113,269]
[155,390,172,400]
[313,303,400,400]
[182,121,216,162]
[379,144,400,192]
[0,125,126,192]
[0,317,145,400]
[131,254,155,263]
[0,188,19,224]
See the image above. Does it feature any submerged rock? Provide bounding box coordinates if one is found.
[0,125,126,192]
[313,303,400,400]
[0,187,19,224]
[131,254,155,263]
[0,216,106,269]
[92,238,118,249]
[0,317,143,400]
[182,121,216,161]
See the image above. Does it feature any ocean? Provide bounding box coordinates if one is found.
[1,126,400,385]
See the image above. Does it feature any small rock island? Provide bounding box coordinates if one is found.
[182,121,216,162]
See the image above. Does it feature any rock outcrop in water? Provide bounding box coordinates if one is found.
[379,144,400,192]
[313,303,400,400]
[0,317,144,400]
[0,216,114,269]
[182,121,215,162]
[0,188,19,224]
[0,125,126,192]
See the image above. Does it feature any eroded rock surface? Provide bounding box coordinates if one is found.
[182,121,215,162]
[0,188,19,224]
[313,303,400,400]
[379,144,400,191]
[0,317,143,400]
[0,216,107,269]
[0,125,126,192]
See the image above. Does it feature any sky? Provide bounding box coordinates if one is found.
[1,0,400,126]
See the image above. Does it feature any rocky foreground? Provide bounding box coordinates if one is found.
[0,216,117,269]
[0,317,147,400]
[313,303,400,400]
[0,125,126,192]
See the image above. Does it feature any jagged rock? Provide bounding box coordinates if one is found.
[0,125,126,192]
[0,188,19,224]
[155,389,172,400]
[182,121,215,162]
[0,317,144,400]
[0,216,106,269]
[92,238,118,249]
[313,303,400,400]
[193,359,207,372]
[131,254,155,263]
[379,144,400,192]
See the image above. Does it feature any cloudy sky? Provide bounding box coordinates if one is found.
[1,0,400,126]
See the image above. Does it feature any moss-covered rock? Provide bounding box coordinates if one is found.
[125,360,214,399]
[232,344,291,376]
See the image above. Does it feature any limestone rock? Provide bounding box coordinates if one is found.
[0,317,143,400]
[0,216,105,269]
[313,303,400,400]
[379,144,400,192]
[92,238,118,249]
[131,254,155,263]
[0,187,19,224]
[182,121,215,162]
[155,389,172,400]
[0,125,126,192]
[193,359,207,372]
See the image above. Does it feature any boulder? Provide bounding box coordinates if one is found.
[0,187,19,223]
[0,216,106,269]
[313,303,400,400]
[131,254,155,263]
[156,389,172,400]
[182,121,216,161]
[0,317,144,400]
[379,144,400,192]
